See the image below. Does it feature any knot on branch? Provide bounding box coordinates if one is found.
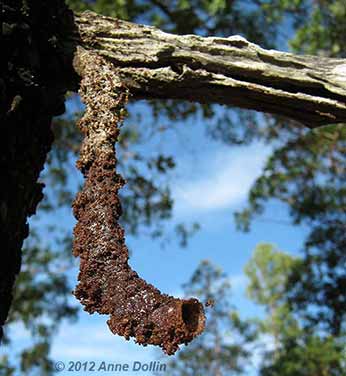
[72,47,205,355]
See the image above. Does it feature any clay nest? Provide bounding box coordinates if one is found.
[72,48,205,355]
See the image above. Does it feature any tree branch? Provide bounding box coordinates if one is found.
[74,11,346,127]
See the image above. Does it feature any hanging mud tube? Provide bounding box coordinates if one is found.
[72,48,205,355]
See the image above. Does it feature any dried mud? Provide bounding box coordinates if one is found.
[72,48,205,354]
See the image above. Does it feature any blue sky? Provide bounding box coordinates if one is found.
[2,97,309,375]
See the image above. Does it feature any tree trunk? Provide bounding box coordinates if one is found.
[74,11,346,127]
[1,0,78,341]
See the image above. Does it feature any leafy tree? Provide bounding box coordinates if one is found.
[245,244,346,375]
[244,243,298,356]
[236,122,346,336]
[234,0,346,339]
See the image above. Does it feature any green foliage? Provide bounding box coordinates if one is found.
[245,243,298,308]
[20,341,52,376]
[245,244,346,375]
[290,1,346,57]
[0,356,15,376]
[245,244,300,356]
[237,123,346,335]
[288,220,346,335]
[261,335,346,376]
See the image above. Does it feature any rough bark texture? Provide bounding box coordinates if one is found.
[72,47,205,355]
[75,11,346,127]
[1,0,78,342]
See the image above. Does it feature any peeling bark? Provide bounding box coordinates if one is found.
[74,11,346,127]
[72,48,205,355]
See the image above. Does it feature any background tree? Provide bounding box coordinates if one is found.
[244,243,297,358]
[244,244,346,376]
[234,1,346,338]
[236,116,346,337]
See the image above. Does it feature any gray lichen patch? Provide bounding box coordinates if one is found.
[330,64,346,90]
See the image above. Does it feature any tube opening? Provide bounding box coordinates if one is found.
[181,301,204,333]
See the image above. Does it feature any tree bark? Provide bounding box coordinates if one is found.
[1,0,78,342]
[74,11,346,127]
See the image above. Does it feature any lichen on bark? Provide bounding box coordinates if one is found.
[74,11,346,127]
[72,47,205,355]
